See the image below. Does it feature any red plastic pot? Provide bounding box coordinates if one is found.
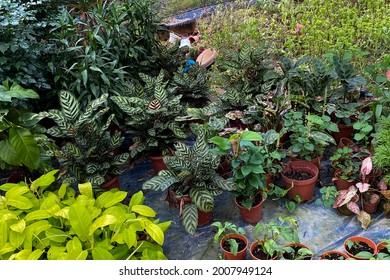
[343,236,377,260]
[332,123,354,144]
[148,155,168,174]
[220,233,248,260]
[319,250,349,260]
[249,241,278,260]
[234,193,265,224]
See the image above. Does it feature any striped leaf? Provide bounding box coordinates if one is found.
[142,175,178,191]
[59,91,80,121]
[86,163,99,174]
[163,156,190,171]
[173,141,193,159]
[63,143,81,158]
[112,153,129,165]
[109,131,124,149]
[189,188,214,212]
[154,85,167,104]
[168,122,187,139]
[87,174,105,187]
[181,204,198,235]
[212,175,237,191]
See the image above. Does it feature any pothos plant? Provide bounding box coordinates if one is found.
[142,130,236,235]
[211,221,246,257]
[332,157,378,229]
[0,170,171,260]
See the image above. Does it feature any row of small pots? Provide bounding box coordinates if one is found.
[219,234,388,260]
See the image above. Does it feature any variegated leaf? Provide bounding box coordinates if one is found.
[181,204,198,235]
[112,153,129,165]
[189,188,214,212]
[142,175,178,191]
[59,91,80,121]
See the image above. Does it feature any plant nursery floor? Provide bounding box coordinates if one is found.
[119,156,390,260]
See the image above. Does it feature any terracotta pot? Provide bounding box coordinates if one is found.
[148,155,168,174]
[282,243,313,260]
[234,193,265,224]
[332,123,354,144]
[220,233,248,260]
[249,241,278,260]
[196,48,218,68]
[319,250,349,260]
[101,176,120,190]
[281,160,319,202]
[376,242,389,258]
[265,173,275,190]
[361,191,380,214]
[337,137,355,148]
[343,236,377,260]
[290,154,323,170]
[333,169,355,191]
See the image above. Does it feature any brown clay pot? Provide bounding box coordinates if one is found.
[290,154,323,170]
[319,250,349,260]
[220,233,248,260]
[265,173,275,190]
[281,243,313,260]
[332,123,354,144]
[234,193,265,224]
[148,155,168,174]
[343,236,377,260]
[337,137,355,148]
[376,242,389,257]
[281,160,319,202]
[101,176,120,190]
[249,241,278,260]
[337,204,355,216]
[333,169,355,191]
[361,191,380,214]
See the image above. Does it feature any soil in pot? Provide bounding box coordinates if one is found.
[319,250,348,260]
[282,244,313,260]
[376,242,390,256]
[344,236,376,260]
[346,241,375,256]
[283,169,314,180]
[250,242,277,260]
[222,237,247,253]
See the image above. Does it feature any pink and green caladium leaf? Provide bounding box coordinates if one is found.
[346,201,360,215]
[356,182,370,193]
[360,157,372,178]
[379,179,388,190]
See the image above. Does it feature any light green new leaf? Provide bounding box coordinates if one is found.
[5,186,29,199]
[45,228,68,243]
[92,247,114,260]
[89,214,117,236]
[10,219,26,233]
[95,191,127,209]
[69,203,92,242]
[123,228,137,249]
[131,205,156,218]
[57,184,68,199]
[0,222,8,248]
[30,170,59,192]
[78,182,93,199]
[240,131,263,142]
[9,230,25,248]
[27,249,44,260]
[8,196,33,210]
[0,243,15,256]
[129,191,144,208]
[145,222,164,245]
[25,210,52,222]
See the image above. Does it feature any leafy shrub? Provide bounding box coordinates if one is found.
[0,170,171,260]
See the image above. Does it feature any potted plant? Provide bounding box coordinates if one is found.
[249,216,300,260]
[211,221,247,260]
[110,70,187,173]
[281,160,319,203]
[39,91,130,191]
[319,250,349,260]
[376,237,390,260]
[332,157,379,229]
[330,147,360,190]
[0,170,171,260]
[315,185,339,209]
[209,129,286,224]
[281,111,338,168]
[281,243,313,260]
[142,130,236,235]
[343,236,376,260]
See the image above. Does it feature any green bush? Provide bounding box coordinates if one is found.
[0,170,171,260]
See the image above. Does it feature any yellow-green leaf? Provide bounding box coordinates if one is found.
[92,247,114,260]
[9,230,25,248]
[54,207,69,219]
[68,203,92,242]
[131,205,156,217]
[123,228,137,249]
[26,220,51,235]
[0,243,16,256]
[158,221,172,232]
[0,222,8,248]
[45,228,68,243]
[129,191,144,208]
[25,210,52,222]
[27,249,44,260]
[10,219,26,233]
[95,191,127,209]
[12,249,32,260]
[0,183,21,192]
[5,186,29,199]
[30,170,58,192]
[89,214,117,236]
[79,182,93,199]
[57,184,68,199]
[66,238,87,260]
[145,222,164,245]
[0,211,18,223]
[8,196,33,209]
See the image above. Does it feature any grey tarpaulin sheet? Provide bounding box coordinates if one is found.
[119,155,390,260]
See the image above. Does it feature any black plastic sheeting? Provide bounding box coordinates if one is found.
[119,154,390,260]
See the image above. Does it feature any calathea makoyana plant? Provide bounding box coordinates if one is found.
[39,91,129,187]
[111,70,187,158]
[0,170,171,260]
[142,130,236,235]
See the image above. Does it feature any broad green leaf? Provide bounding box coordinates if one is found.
[47,246,67,260]
[27,220,51,235]
[10,219,26,233]
[92,247,114,260]
[95,191,127,209]
[0,211,18,223]
[240,131,263,141]
[57,184,67,199]
[240,165,252,177]
[9,230,25,248]
[5,186,29,199]
[123,228,137,249]
[145,222,164,245]
[0,243,16,256]
[0,183,21,192]
[9,127,40,170]
[0,222,8,248]
[129,191,144,208]
[45,228,68,243]
[78,182,93,199]
[30,170,58,192]
[89,214,117,236]
[141,249,168,260]
[27,249,44,260]
[25,210,52,222]
[11,249,32,260]
[131,205,156,218]
[8,196,33,209]
[69,203,92,242]
[0,139,21,166]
